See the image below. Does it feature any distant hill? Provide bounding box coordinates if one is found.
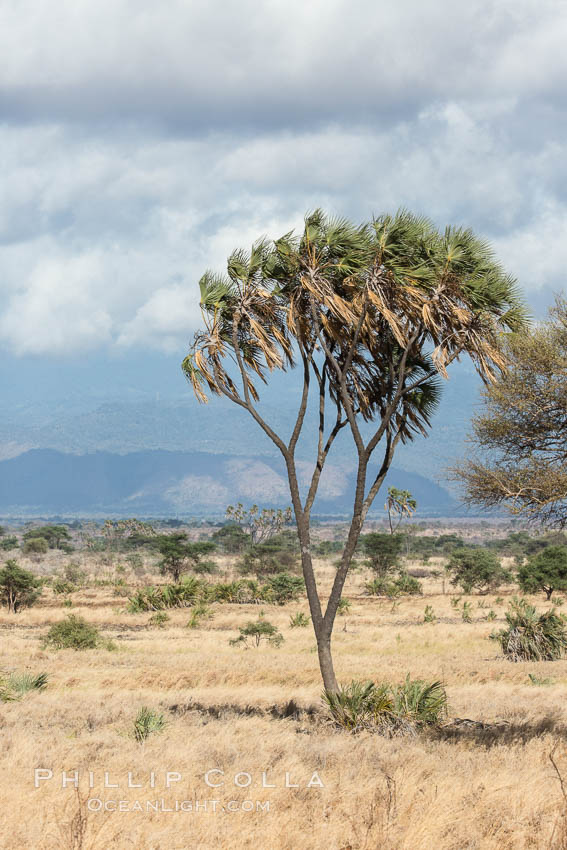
[0,448,458,517]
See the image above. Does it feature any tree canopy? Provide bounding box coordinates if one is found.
[182,209,527,692]
[518,545,567,600]
[454,298,567,527]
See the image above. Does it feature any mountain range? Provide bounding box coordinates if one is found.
[0,351,481,516]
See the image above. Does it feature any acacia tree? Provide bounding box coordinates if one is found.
[182,210,525,692]
[454,298,567,527]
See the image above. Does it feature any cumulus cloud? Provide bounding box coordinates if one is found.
[0,0,565,357]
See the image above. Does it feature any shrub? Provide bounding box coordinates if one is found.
[461,601,473,623]
[365,572,422,598]
[261,573,304,604]
[22,536,49,556]
[289,612,310,628]
[323,675,448,734]
[211,524,249,554]
[490,597,567,661]
[148,612,170,628]
[337,598,351,615]
[211,580,263,604]
[446,548,512,594]
[192,558,218,575]
[187,603,214,629]
[128,578,209,612]
[229,614,284,648]
[423,605,436,623]
[63,562,87,586]
[53,579,76,595]
[518,545,567,600]
[0,560,42,612]
[43,615,107,650]
[237,535,299,577]
[361,533,402,577]
[0,536,18,551]
[132,707,167,743]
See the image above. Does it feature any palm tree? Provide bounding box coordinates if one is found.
[182,209,527,692]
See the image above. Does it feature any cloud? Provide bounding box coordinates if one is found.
[0,0,566,357]
[0,251,113,355]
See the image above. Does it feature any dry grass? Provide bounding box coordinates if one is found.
[2,550,567,848]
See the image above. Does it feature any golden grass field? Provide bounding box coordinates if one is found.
[2,546,567,849]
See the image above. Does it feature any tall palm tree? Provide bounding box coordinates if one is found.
[183,209,527,692]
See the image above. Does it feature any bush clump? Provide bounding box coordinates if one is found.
[365,572,422,598]
[323,675,448,734]
[43,615,113,651]
[446,547,512,594]
[490,597,567,661]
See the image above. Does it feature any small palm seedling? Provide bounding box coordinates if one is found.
[0,671,48,702]
[132,707,167,743]
[423,605,436,623]
[229,614,284,648]
[148,612,170,628]
[494,597,504,606]
[289,612,310,628]
[490,597,567,661]
[528,673,554,686]
[485,609,497,621]
[461,601,473,623]
[323,675,448,735]
[337,598,352,616]
[450,595,462,610]
[551,597,565,607]
[187,603,214,629]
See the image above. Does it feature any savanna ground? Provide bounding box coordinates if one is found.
[2,525,567,849]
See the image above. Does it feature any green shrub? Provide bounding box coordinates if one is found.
[446,548,512,594]
[490,597,567,661]
[187,603,214,629]
[43,615,106,650]
[132,707,167,743]
[0,560,42,612]
[22,537,48,556]
[148,612,170,628]
[423,605,436,623]
[361,533,402,577]
[337,598,351,615]
[365,572,422,598]
[128,577,208,612]
[518,546,567,600]
[229,614,284,648]
[289,612,310,628]
[323,675,448,734]
[63,563,87,586]
[261,573,304,604]
[0,536,18,551]
[237,537,299,577]
[53,578,76,595]
[461,601,473,623]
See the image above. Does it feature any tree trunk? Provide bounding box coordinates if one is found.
[317,633,338,693]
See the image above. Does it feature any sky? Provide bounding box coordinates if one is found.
[1,0,566,367]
